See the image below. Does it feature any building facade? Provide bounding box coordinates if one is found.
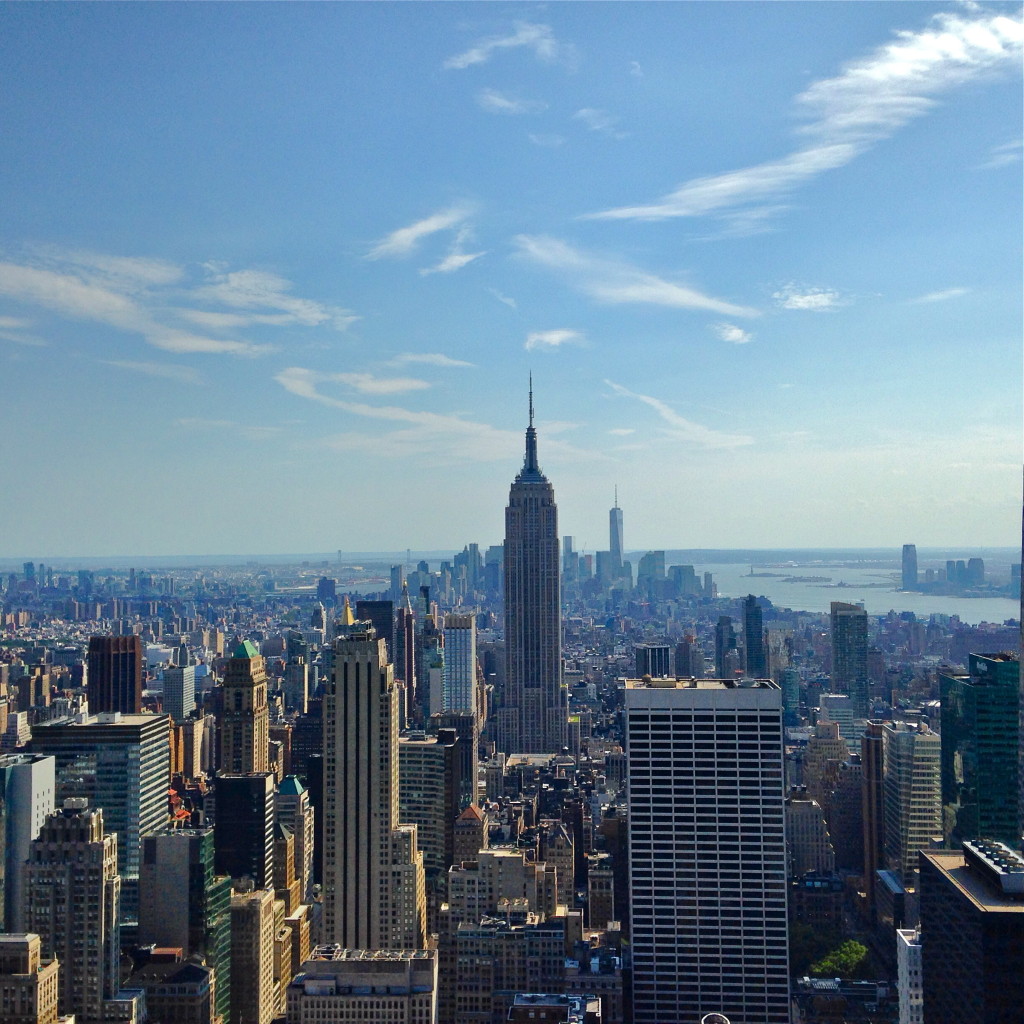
[625,678,789,1024]
[322,624,426,949]
[86,635,142,715]
[220,639,270,774]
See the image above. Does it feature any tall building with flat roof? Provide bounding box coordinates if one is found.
[919,841,1024,1023]
[442,613,477,714]
[138,827,232,1024]
[499,389,565,754]
[742,595,767,678]
[901,544,918,591]
[212,772,275,889]
[0,753,55,932]
[25,801,120,1024]
[939,652,1020,846]
[221,640,269,774]
[29,712,169,933]
[87,635,142,715]
[625,678,789,1024]
[883,722,941,888]
[322,624,426,949]
[830,602,869,718]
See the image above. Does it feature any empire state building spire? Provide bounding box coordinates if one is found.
[498,382,566,754]
[519,374,544,482]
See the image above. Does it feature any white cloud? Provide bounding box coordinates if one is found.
[193,268,357,329]
[367,206,471,260]
[908,286,970,304]
[712,322,754,344]
[772,284,844,312]
[605,379,754,449]
[587,8,1023,221]
[608,428,636,436]
[525,328,585,351]
[175,417,281,441]
[515,235,759,317]
[488,288,518,309]
[389,352,474,368]
[528,133,565,148]
[419,227,486,276]
[0,259,270,356]
[276,367,601,464]
[476,89,546,115]
[444,21,571,70]
[574,108,627,138]
[104,360,204,385]
[331,372,431,395]
[976,138,1023,169]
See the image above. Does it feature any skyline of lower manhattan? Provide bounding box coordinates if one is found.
[1,4,1021,556]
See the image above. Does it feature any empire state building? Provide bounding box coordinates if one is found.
[498,389,566,753]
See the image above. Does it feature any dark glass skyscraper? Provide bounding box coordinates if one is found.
[830,601,869,717]
[87,635,142,715]
[742,594,767,677]
[498,390,565,754]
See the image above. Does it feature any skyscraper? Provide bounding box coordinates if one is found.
[830,602,869,717]
[322,624,426,949]
[625,677,789,1024]
[498,389,565,754]
[442,613,477,714]
[609,490,624,567]
[939,652,1020,846]
[901,544,918,590]
[86,635,142,715]
[0,752,55,932]
[742,594,767,678]
[30,713,170,934]
[138,828,232,1024]
[220,640,269,774]
[883,722,941,887]
[26,800,121,1024]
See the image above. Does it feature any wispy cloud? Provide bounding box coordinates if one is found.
[419,227,486,275]
[389,352,474,368]
[367,206,471,260]
[515,235,759,317]
[444,21,572,70]
[476,89,546,115]
[331,372,431,395]
[488,288,518,309]
[276,366,601,464]
[525,328,585,351]
[908,286,969,304]
[0,315,46,347]
[528,133,565,148]
[587,8,1023,221]
[574,108,627,139]
[104,360,204,385]
[0,258,269,356]
[772,284,844,312]
[712,322,754,344]
[975,138,1022,169]
[605,380,754,449]
[193,268,357,329]
[608,427,636,436]
[175,417,281,441]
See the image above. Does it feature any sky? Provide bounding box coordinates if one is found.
[0,2,1021,557]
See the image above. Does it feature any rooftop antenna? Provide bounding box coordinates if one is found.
[614,485,619,509]
[528,372,534,427]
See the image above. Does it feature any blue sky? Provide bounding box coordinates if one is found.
[1,2,1020,556]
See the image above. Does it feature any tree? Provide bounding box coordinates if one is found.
[809,939,869,980]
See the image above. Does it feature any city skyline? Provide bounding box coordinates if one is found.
[0,3,1020,555]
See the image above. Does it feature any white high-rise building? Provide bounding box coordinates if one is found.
[0,752,55,932]
[883,722,941,887]
[442,613,477,714]
[322,624,426,949]
[896,927,923,1024]
[626,678,790,1024]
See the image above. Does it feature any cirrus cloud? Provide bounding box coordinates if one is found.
[525,328,585,351]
